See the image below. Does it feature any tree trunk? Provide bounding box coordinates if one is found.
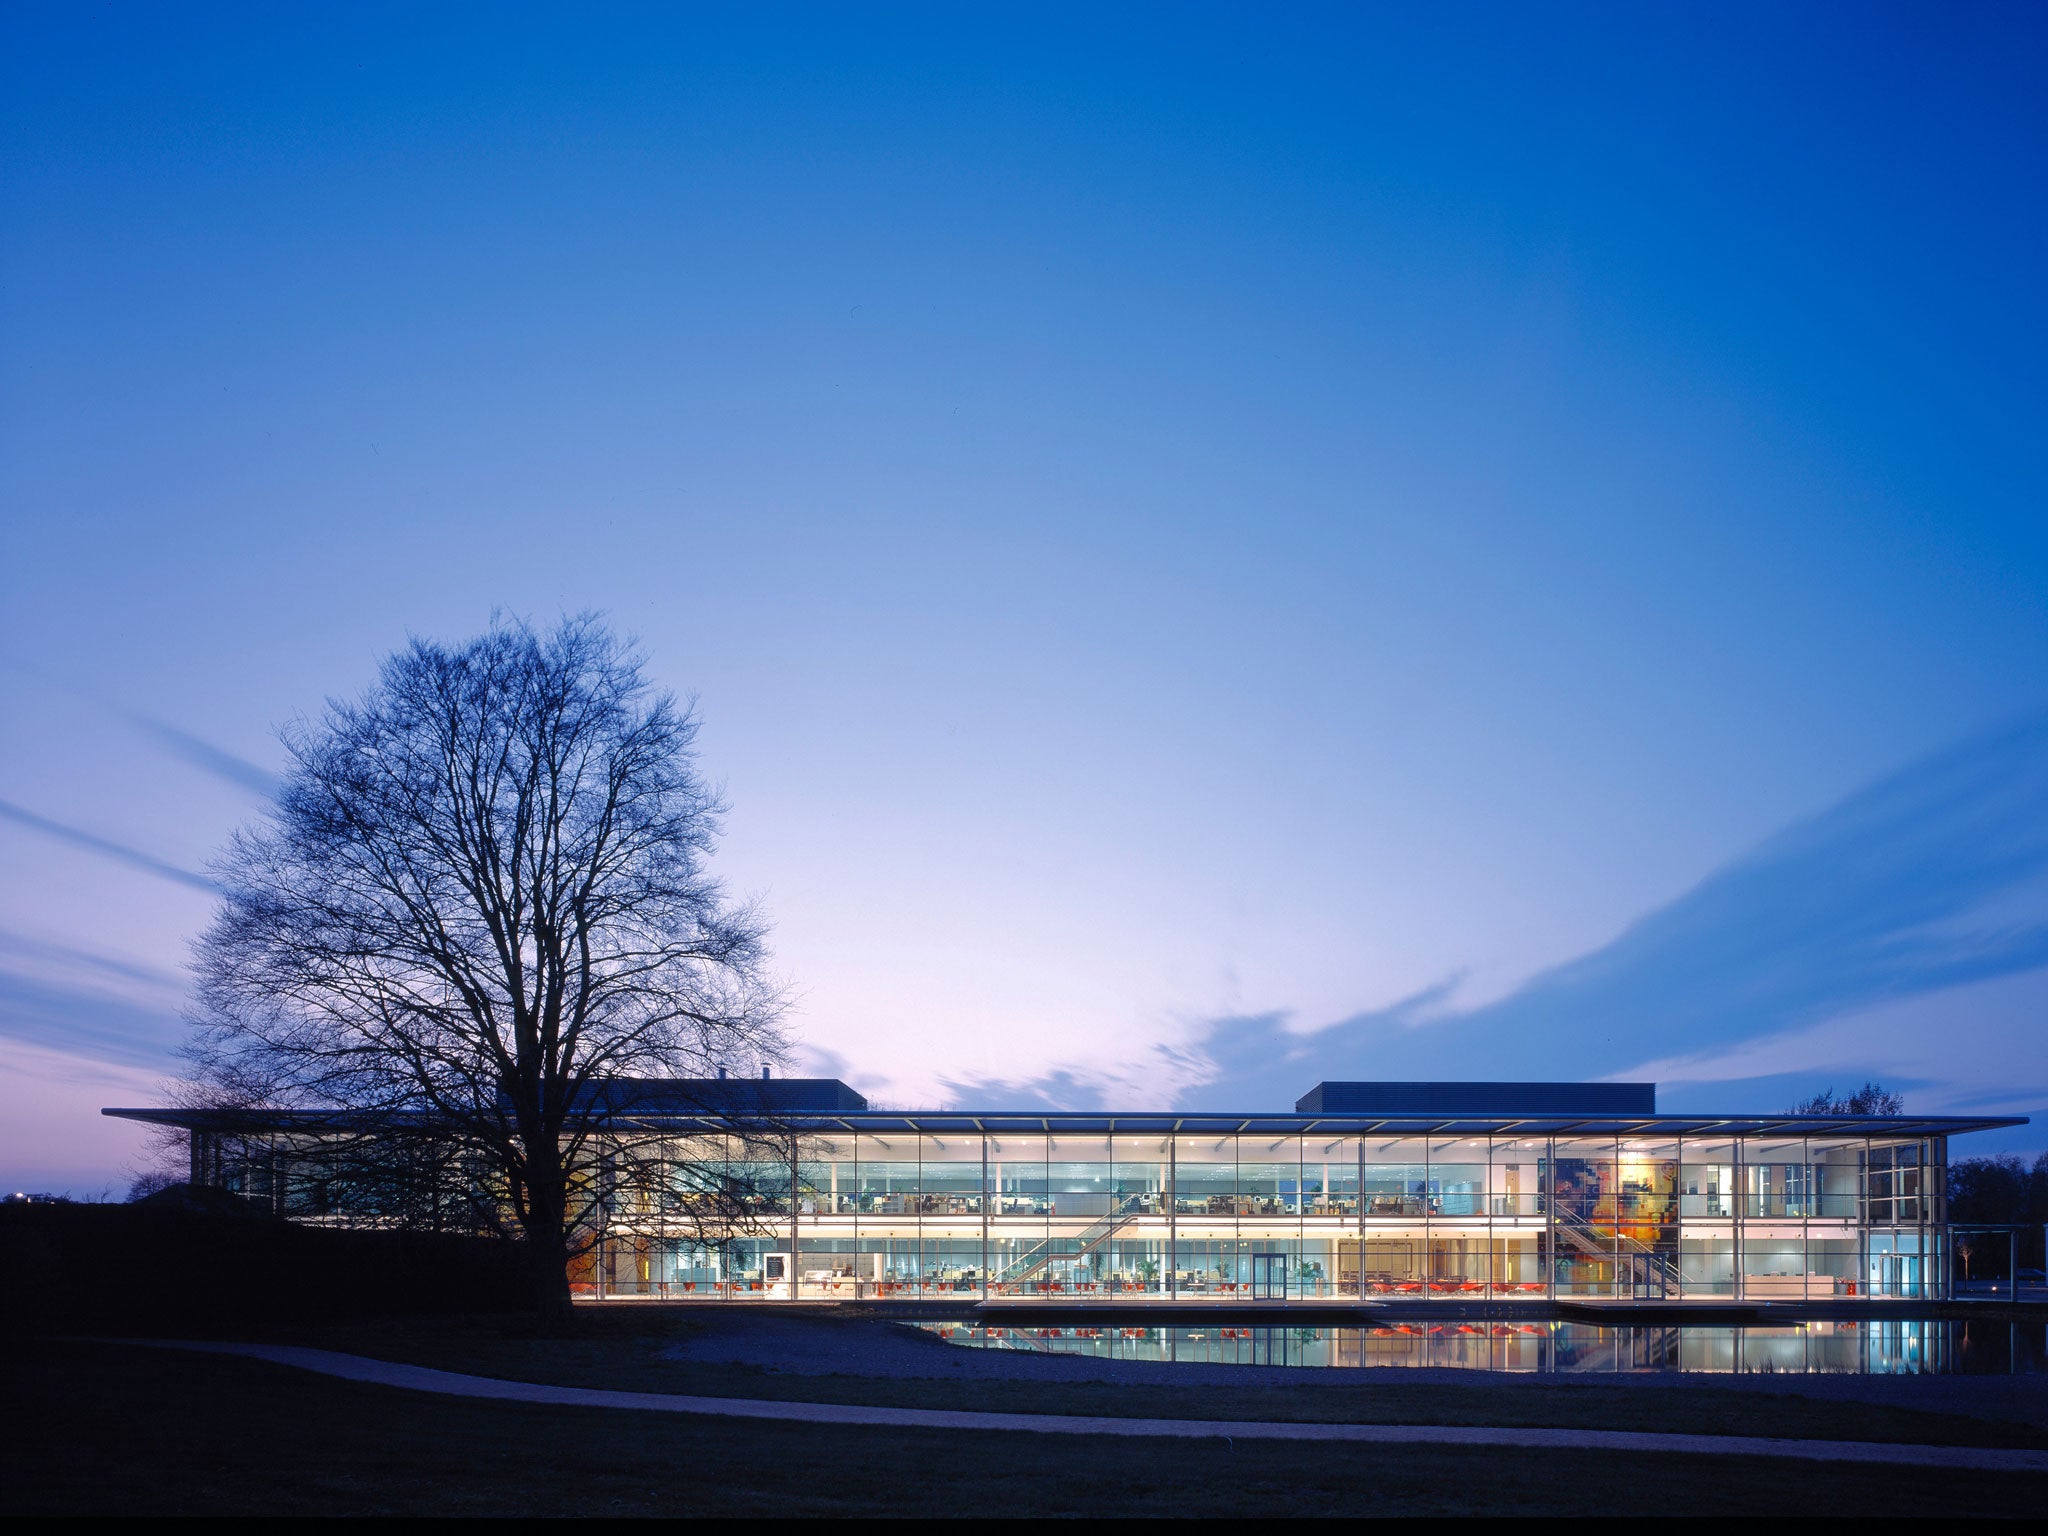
[521,1146,576,1331]
[528,1229,574,1329]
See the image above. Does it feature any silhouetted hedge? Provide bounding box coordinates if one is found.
[0,1199,529,1335]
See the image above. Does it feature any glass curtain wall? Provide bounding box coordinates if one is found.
[1238,1136,1299,1298]
[1490,1137,1546,1295]
[1680,1136,1736,1298]
[1427,1137,1489,1293]
[1303,1134,1357,1297]
[1620,1138,1679,1299]
[857,1134,919,1296]
[1741,1137,1808,1300]
[1361,1138,1429,1294]
[796,1133,856,1297]
[1173,1134,1238,1296]
[920,1134,985,1295]
[1044,1135,1113,1294]
[1111,1135,1171,1294]
[987,1133,1048,1295]
[568,1124,1955,1304]
[1551,1138,1616,1296]
[1868,1137,1937,1299]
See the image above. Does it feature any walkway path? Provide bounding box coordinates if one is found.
[133,1340,2048,1473]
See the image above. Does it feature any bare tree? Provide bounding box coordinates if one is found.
[187,615,785,1319]
[1786,1082,1905,1116]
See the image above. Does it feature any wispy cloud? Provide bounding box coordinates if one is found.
[940,1041,1221,1113]
[981,710,2048,1112]
[122,714,279,799]
[0,799,221,893]
[936,1067,1120,1113]
[0,965,185,1069]
[0,928,184,996]
[0,927,189,1070]
[1177,710,2048,1108]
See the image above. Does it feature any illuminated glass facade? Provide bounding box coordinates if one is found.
[578,1121,1958,1302]
[118,1078,2024,1307]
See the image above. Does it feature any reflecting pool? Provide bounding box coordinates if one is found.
[913,1319,2048,1375]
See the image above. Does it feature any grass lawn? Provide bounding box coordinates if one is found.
[5,1338,2047,1518]
[267,1307,2048,1450]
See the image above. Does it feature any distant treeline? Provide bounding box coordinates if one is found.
[1948,1153,2048,1273]
[1785,1083,1906,1116]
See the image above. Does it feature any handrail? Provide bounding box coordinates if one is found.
[999,1193,1149,1284]
[1552,1203,1681,1294]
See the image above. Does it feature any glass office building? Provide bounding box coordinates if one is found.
[110,1078,2025,1306]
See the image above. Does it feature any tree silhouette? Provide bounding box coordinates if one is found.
[186,616,784,1319]
[1785,1081,1905,1115]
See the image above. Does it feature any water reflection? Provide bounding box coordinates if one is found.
[914,1319,2047,1375]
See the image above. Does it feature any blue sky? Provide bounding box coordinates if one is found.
[2,3,2044,1190]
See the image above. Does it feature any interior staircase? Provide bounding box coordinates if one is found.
[1552,1204,1682,1295]
[999,1194,1149,1286]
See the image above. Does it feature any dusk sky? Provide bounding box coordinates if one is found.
[3,3,2045,1193]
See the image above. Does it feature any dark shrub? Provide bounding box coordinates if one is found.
[0,1200,528,1336]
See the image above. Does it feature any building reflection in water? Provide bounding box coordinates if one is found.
[915,1319,2047,1375]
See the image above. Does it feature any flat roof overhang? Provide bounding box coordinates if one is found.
[102,1106,2030,1139]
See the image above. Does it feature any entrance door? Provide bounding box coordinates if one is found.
[1633,1255,1668,1301]
[1251,1252,1287,1300]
